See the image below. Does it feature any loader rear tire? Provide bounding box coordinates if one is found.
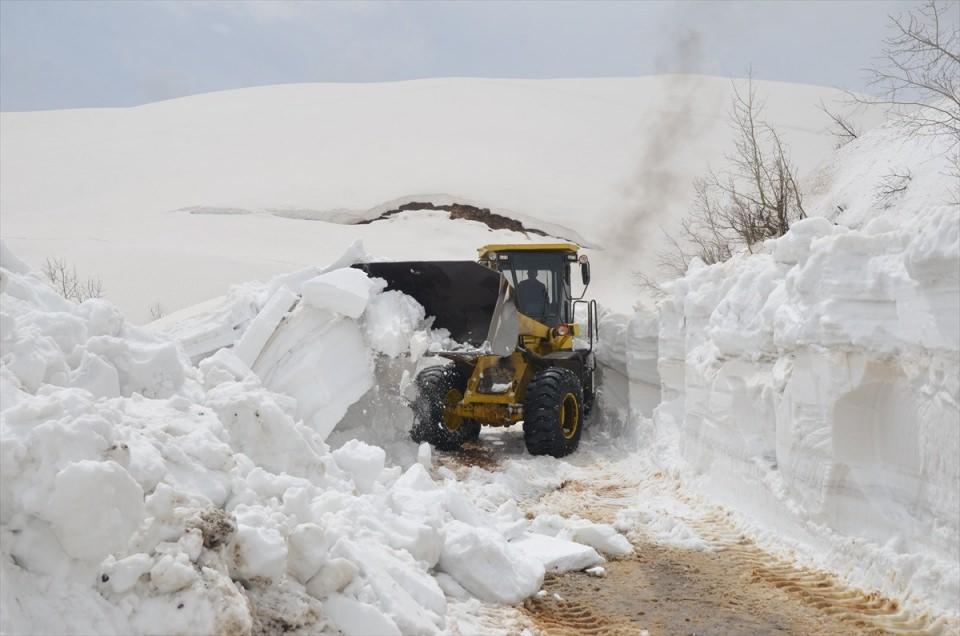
[522,368,584,458]
[411,365,481,451]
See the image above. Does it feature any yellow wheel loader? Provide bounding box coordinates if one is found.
[355,243,598,458]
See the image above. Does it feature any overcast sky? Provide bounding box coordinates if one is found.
[0,0,924,112]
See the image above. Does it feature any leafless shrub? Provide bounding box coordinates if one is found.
[43,257,103,303]
[857,0,960,146]
[949,148,960,204]
[638,76,806,289]
[149,302,165,320]
[817,99,861,147]
[875,169,914,206]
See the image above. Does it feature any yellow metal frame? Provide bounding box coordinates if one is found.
[449,352,532,426]
[477,242,579,260]
[443,242,586,428]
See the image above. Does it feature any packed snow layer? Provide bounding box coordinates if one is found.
[2,243,637,634]
[0,76,884,321]
[646,120,960,616]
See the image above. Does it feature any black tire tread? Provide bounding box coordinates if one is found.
[522,367,584,458]
[411,365,481,451]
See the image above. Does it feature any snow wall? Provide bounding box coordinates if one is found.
[635,120,960,615]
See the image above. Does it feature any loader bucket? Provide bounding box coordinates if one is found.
[354,261,509,348]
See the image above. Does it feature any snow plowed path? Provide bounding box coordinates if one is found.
[435,429,955,636]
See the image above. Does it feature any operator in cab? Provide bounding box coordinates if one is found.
[516,268,549,322]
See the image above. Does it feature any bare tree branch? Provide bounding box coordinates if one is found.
[43,257,103,303]
[817,99,861,147]
[636,74,806,289]
[857,0,960,147]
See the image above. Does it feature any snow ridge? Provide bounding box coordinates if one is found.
[647,120,960,616]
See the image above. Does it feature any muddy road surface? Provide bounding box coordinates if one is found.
[436,430,952,636]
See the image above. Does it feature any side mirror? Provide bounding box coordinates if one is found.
[580,261,591,286]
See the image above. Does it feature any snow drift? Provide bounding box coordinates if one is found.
[1,241,635,635]
[642,119,960,615]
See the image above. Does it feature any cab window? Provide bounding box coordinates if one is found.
[497,252,568,326]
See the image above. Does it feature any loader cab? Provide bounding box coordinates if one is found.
[478,243,586,327]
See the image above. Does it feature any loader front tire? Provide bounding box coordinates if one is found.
[523,368,584,458]
[411,366,481,451]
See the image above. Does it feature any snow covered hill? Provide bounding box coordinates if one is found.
[0,76,882,321]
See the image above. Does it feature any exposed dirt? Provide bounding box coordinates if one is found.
[434,440,504,478]
[356,201,554,237]
[524,477,949,636]
[524,542,908,636]
[437,436,951,636]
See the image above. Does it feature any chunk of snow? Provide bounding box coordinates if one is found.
[438,521,544,604]
[102,553,153,594]
[229,519,288,582]
[510,533,603,573]
[197,348,254,389]
[252,306,374,440]
[48,460,145,562]
[231,287,299,367]
[305,558,357,598]
[149,554,197,593]
[568,522,633,556]
[301,267,384,318]
[287,523,329,584]
[363,290,426,357]
[416,442,432,468]
[323,593,401,636]
[332,439,386,493]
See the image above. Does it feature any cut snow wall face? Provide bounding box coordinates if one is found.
[589,311,661,445]
[652,196,960,612]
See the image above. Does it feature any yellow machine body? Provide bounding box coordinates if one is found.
[356,242,595,430]
[447,243,587,427]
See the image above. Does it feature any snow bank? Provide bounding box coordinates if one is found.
[2,243,630,634]
[644,121,960,616]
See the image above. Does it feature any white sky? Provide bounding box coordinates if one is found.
[0,0,926,111]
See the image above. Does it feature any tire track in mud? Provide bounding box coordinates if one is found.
[434,446,953,635]
[527,473,955,636]
[692,509,954,636]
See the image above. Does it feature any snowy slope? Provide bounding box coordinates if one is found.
[0,76,883,321]
[643,118,960,616]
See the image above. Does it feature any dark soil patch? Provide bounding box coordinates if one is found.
[356,201,556,238]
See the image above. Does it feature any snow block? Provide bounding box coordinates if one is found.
[511,532,603,573]
[332,439,386,494]
[323,594,401,636]
[48,460,145,562]
[301,267,383,319]
[232,287,299,367]
[569,522,634,556]
[438,520,544,604]
[363,290,426,357]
